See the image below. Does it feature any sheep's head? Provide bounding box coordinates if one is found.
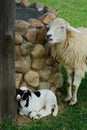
[46,18,81,44]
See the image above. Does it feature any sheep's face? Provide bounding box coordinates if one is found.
[47,18,67,44]
[47,18,81,44]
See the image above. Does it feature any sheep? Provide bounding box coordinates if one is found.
[46,18,87,106]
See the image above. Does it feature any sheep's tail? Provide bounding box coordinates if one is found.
[52,103,58,116]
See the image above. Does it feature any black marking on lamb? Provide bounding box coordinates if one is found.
[51,105,56,115]
[23,90,31,100]
[25,97,29,107]
[16,88,24,97]
[17,101,22,114]
[33,91,41,97]
[18,101,22,108]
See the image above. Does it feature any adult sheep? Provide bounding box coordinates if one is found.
[46,18,87,106]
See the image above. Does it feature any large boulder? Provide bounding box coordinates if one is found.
[28,18,44,28]
[15,20,30,31]
[23,28,36,43]
[39,82,50,89]
[15,73,23,88]
[31,44,46,58]
[39,12,56,24]
[24,70,39,87]
[15,33,23,44]
[15,56,31,74]
[39,66,51,81]
[32,58,45,70]
[44,6,59,15]
[15,45,21,60]
[21,41,33,56]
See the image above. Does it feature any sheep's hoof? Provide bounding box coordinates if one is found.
[69,99,77,106]
[64,95,72,102]
[63,100,70,105]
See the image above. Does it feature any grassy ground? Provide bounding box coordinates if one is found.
[1,0,87,130]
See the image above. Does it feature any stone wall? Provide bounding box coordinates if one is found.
[15,1,63,92]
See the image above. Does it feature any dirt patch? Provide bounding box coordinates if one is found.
[17,115,31,125]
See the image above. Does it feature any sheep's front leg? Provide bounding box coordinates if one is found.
[64,69,73,102]
[69,70,82,106]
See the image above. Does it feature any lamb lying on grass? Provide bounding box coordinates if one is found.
[16,86,58,119]
[46,18,87,106]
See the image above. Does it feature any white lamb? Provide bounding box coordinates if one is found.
[47,18,87,106]
[16,86,58,119]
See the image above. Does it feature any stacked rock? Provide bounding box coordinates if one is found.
[15,1,62,92]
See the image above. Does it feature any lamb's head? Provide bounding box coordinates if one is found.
[46,18,81,44]
[16,86,31,101]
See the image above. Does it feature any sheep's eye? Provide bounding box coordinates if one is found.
[61,26,64,29]
[46,24,50,28]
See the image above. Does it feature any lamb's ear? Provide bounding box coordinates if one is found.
[66,22,81,33]
[27,90,31,97]
[16,88,19,95]
[23,90,31,100]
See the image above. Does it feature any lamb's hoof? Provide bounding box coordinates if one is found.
[29,111,37,119]
[19,112,24,116]
[33,115,40,119]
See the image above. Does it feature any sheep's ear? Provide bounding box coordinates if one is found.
[66,22,81,33]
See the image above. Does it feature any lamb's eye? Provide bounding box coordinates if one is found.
[61,26,64,29]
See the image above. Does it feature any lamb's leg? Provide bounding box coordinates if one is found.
[19,111,24,116]
[31,108,51,119]
[69,70,82,106]
[29,111,38,119]
[64,69,73,102]
[37,105,52,119]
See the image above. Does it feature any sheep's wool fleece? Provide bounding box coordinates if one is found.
[52,28,87,77]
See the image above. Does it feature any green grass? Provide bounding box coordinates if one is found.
[1,0,87,129]
[29,0,87,27]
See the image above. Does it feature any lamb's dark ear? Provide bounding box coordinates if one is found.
[27,90,31,97]
[23,90,31,100]
[16,88,19,95]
